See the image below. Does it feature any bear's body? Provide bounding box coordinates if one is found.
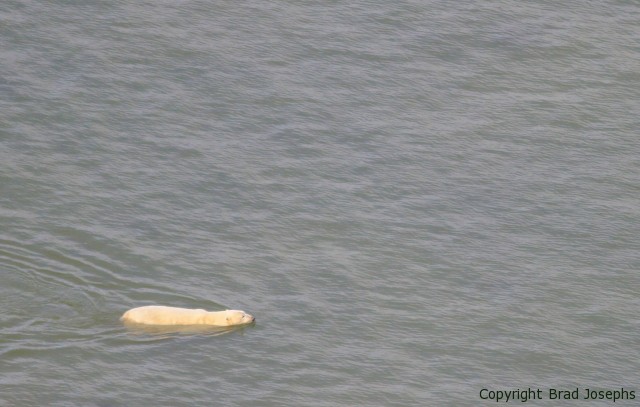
[121,306,255,326]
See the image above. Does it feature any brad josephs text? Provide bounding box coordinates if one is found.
[480,387,635,402]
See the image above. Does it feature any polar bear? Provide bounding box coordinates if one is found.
[120,305,255,326]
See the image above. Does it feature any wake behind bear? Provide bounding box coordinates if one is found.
[121,305,255,326]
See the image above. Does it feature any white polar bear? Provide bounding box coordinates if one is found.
[120,305,255,326]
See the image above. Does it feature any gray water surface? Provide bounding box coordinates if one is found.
[1,1,639,406]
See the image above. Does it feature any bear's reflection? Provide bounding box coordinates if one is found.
[123,321,254,338]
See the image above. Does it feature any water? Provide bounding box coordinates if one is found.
[1,1,639,405]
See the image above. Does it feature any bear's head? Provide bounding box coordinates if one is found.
[224,310,255,326]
